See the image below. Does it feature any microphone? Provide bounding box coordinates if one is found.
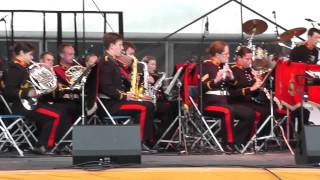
[203,16,209,39]
[0,15,8,22]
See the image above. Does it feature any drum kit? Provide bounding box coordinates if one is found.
[241,19,307,71]
[240,19,310,154]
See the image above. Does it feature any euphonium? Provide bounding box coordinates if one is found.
[20,61,57,110]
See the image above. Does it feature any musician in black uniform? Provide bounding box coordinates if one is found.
[230,46,270,134]
[142,55,178,139]
[289,29,319,132]
[290,28,320,64]
[98,32,155,145]
[53,44,81,124]
[3,42,68,154]
[39,51,54,67]
[201,41,255,151]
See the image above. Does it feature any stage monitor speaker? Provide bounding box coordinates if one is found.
[72,125,141,165]
[295,125,320,165]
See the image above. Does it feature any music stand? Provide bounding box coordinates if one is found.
[164,65,185,95]
[154,65,189,152]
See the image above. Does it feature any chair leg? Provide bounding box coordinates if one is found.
[17,121,34,150]
[51,116,82,153]
[0,118,24,156]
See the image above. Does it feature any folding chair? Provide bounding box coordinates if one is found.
[97,96,131,125]
[188,96,224,152]
[0,94,38,156]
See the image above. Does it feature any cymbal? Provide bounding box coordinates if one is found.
[242,19,268,35]
[252,59,268,70]
[279,27,306,42]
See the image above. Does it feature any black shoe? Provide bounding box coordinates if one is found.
[232,144,242,154]
[56,145,72,155]
[32,145,47,155]
[141,143,157,154]
[222,144,240,154]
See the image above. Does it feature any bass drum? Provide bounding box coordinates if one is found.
[304,103,320,125]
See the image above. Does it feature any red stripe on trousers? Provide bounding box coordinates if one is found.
[36,108,60,148]
[204,106,233,144]
[119,104,147,140]
[251,112,261,136]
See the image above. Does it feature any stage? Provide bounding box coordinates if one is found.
[0,151,319,179]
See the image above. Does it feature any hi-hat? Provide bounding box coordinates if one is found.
[242,19,268,35]
[279,27,306,42]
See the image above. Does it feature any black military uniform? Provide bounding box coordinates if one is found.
[201,57,255,145]
[3,59,68,150]
[290,43,318,64]
[289,43,313,131]
[230,64,270,134]
[53,64,81,124]
[98,54,155,142]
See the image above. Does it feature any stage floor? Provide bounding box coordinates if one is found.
[0,151,299,170]
[1,151,320,180]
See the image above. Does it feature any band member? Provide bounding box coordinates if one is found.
[142,55,178,139]
[98,32,155,145]
[3,42,68,154]
[123,41,136,56]
[230,47,270,133]
[39,51,55,67]
[53,44,81,123]
[290,28,320,64]
[201,41,255,151]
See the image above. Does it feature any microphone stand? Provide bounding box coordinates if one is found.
[198,16,209,113]
[273,11,280,41]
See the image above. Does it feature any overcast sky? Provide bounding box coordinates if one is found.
[0,0,319,39]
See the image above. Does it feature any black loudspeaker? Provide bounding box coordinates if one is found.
[295,125,320,165]
[72,125,141,165]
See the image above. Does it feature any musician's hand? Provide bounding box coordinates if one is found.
[225,68,234,80]
[148,76,155,84]
[126,92,137,101]
[250,79,263,91]
[214,69,224,83]
[27,89,37,98]
[142,95,153,102]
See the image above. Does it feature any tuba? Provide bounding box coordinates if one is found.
[21,61,57,110]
